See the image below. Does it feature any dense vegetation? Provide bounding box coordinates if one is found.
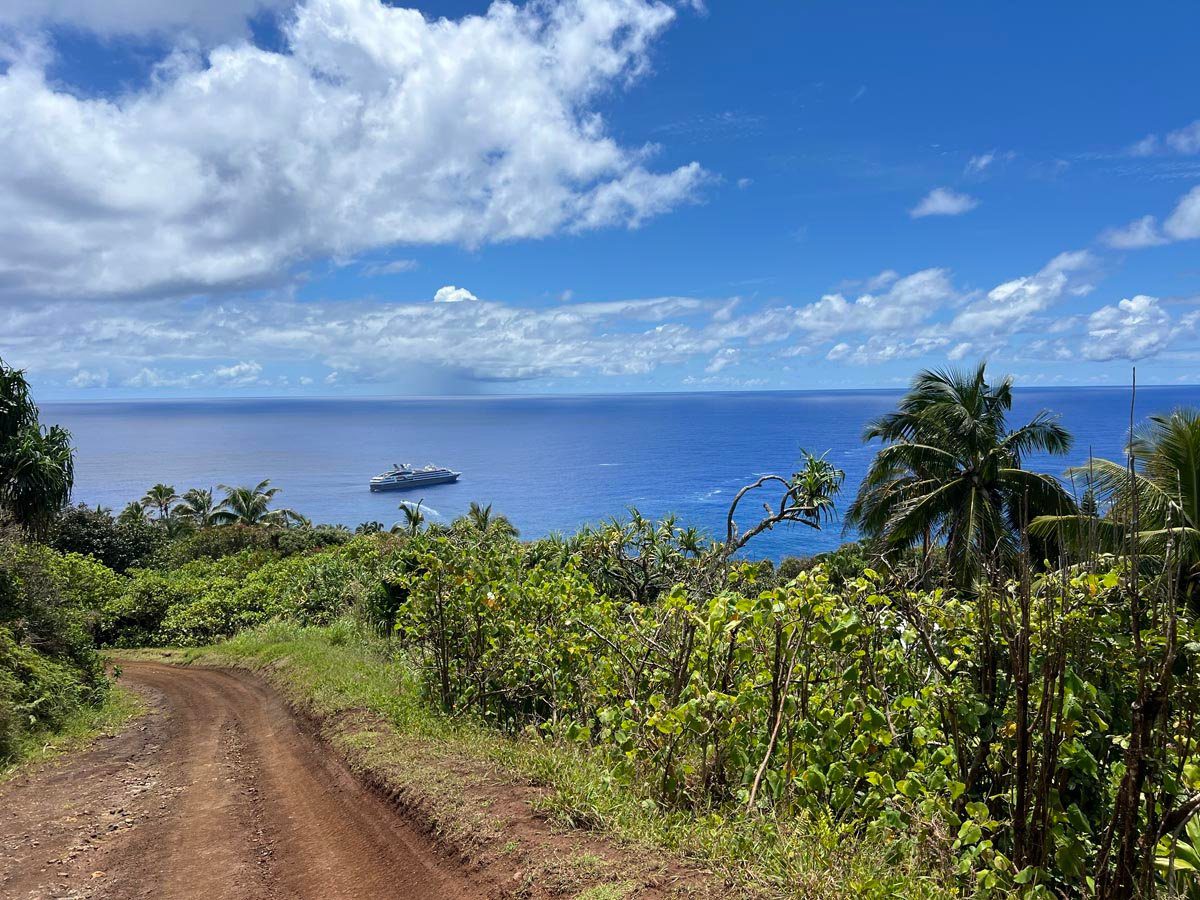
[2,354,1199,898]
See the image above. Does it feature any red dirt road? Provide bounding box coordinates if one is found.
[0,661,479,900]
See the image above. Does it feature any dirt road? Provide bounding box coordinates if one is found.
[0,661,479,900]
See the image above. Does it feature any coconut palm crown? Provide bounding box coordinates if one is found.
[1032,408,1200,594]
[174,487,221,528]
[212,480,299,527]
[141,483,179,521]
[846,362,1074,586]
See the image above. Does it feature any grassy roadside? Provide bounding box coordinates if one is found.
[129,620,952,900]
[0,685,143,783]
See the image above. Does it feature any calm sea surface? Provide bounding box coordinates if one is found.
[42,387,1200,560]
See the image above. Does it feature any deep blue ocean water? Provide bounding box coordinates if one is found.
[42,386,1200,560]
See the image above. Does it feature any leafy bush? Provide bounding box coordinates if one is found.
[102,537,389,647]
[165,525,276,566]
[0,539,113,762]
[274,525,353,556]
[50,503,165,573]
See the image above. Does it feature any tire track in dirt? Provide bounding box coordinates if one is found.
[1,661,479,900]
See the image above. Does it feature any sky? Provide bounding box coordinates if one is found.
[1,0,1199,399]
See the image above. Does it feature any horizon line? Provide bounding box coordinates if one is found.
[39,381,1188,405]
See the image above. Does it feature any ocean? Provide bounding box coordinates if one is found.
[42,386,1200,561]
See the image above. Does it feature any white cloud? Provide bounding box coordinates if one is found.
[966,152,994,174]
[1164,185,1200,240]
[69,369,109,389]
[864,269,900,291]
[716,268,957,346]
[0,0,291,40]
[0,0,705,302]
[3,242,1184,393]
[1102,215,1168,249]
[964,150,1013,175]
[1167,121,1200,155]
[910,187,979,218]
[1128,135,1159,157]
[212,360,264,385]
[2,293,725,388]
[950,250,1095,338]
[124,359,267,389]
[1099,185,1200,249]
[433,285,479,304]
[1130,120,1200,157]
[1083,295,1176,361]
[947,342,972,361]
[826,335,949,365]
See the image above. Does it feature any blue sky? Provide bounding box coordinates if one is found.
[2,0,1199,398]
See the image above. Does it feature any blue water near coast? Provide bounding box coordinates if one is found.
[43,386,1200,560]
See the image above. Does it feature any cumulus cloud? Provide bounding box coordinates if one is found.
[715,268,958,346]
[69,369,109,389]
[126,360,268,389]
[0,0,705,302]
[1083,295,1177,361]
[950,251,1095,338]
[910,187,979,218]
[433,285,479,304]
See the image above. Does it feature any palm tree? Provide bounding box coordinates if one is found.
[1032,408,1200,594]
[0,359,74,539]
[212,479,299,527]
[464,501,519,538]
[141,483,179,521]
[393,500,425,536]
[847,363,1074,587]
[174,487,220,527]
[118,500,150,526]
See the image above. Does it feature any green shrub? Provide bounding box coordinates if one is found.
[166,525,275,566]
[50,503,165,573]
[0,540,113,763]
[274,525,353,556]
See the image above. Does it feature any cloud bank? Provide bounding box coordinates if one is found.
[0,0,705,302]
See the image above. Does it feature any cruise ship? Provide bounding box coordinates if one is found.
[369,463,461,492]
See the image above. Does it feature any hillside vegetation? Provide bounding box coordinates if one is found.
[3,356,1199,899]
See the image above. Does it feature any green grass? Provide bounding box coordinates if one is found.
[161,620,954,900]
[1,685,144,782]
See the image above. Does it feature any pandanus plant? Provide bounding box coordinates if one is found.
[0,359,74,539]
